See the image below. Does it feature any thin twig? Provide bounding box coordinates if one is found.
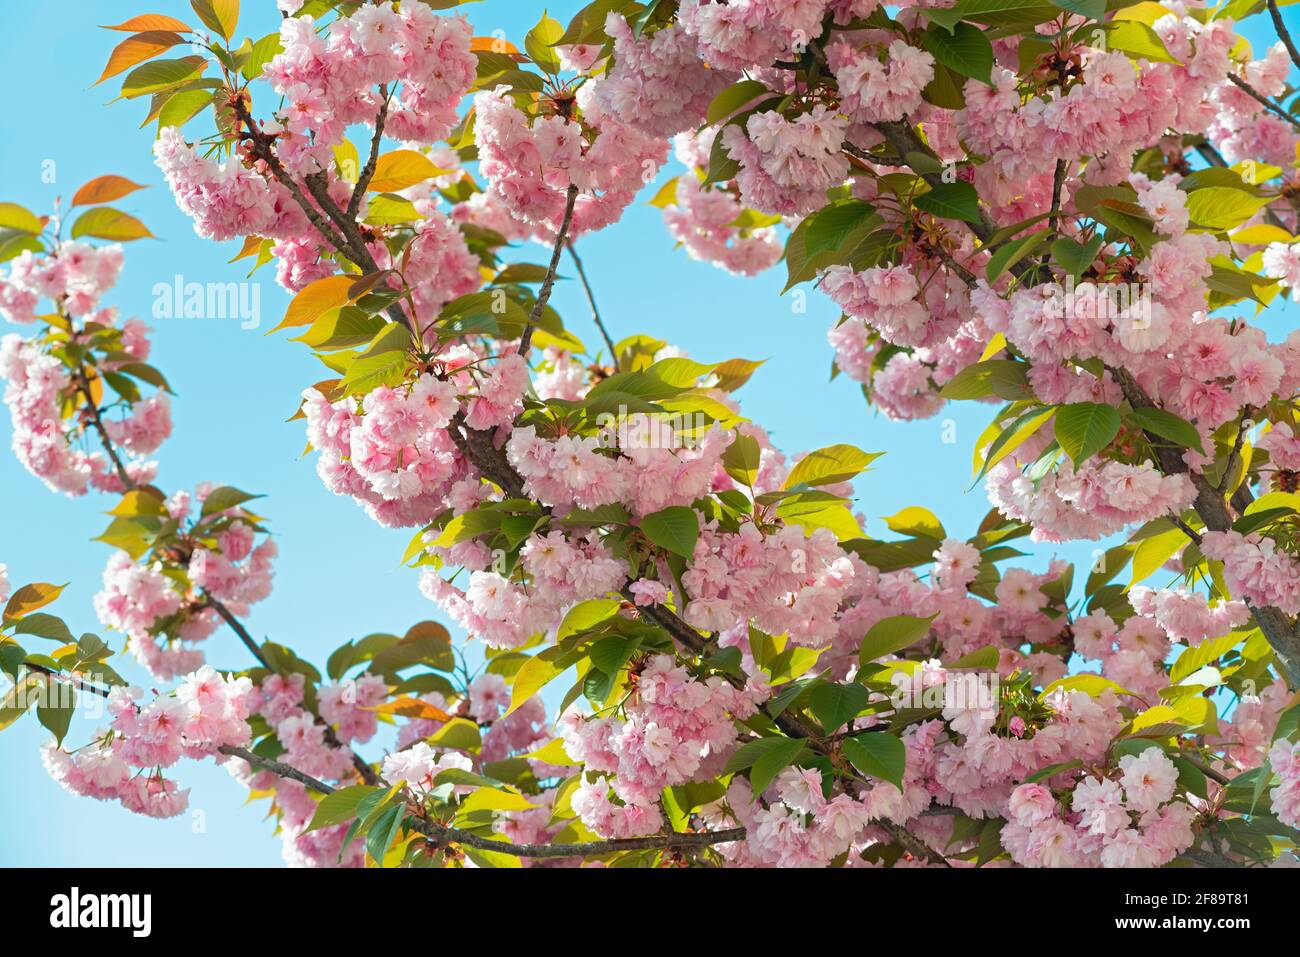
[73,365,135,490]
[566,240,618,364]
[519,183,580,356]
[206,596,272,670]
[1226,74,1300,131]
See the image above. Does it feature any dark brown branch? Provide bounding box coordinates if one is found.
[73,365,135,490]
[206,595,272,669]
[1111,366,1300,686]
[1268,0,1300,71]
[26,663,112,699]
[519,183,580,356]
[447,409,526,498]
[1226,74,1300,131]
[1048,159,1067,236]
[348,88,390,219]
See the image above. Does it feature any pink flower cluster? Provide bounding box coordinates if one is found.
[382,741,473,790]
[94,489,277,680]
[560,655,762,836]
[592,14,734,139]
[676,0,868,71]
[826,38,934,124]
[1269,739,1300,829]
[722,106,850,216]
[153,127,311,243]
[474,85,667,239]
[1201,531,1300,616]
[1002,748,1197,867]
[986,458,1196,544]
[662,147,783,277]
[1127,586,1248,646]
[318,674,388,745]
[822,265,929,348]
[1,242,123,323]
[302,355,532,528]
[506,418,732,516]
[0,245,168,495]
[420,530,627,649]
[263,4,475,150]
[43,666,253,820]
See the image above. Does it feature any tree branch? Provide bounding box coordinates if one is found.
[348,88,390,219]
[1110,365,1300,687]
[1267,0,1300,73]
[73,364,135,490]
[218,745,744,860]
[1226,74,1300,131]
[566,240,619,365]
[519,183,580,356]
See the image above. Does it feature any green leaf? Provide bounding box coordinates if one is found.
[1185,187,1270,231]
[13,614,75,644]
[810,681,873,732]
[120,56,206,98]
[1106,20,1177,63]
[784,444,881,488]
[1050,0,1105,20]
[804,200,878,260]
[524,12,564,73]
[241,32,284,80]
[200,485,261,517]
[706,79,769,125]
[1050,235,1103,282]
[1127,407,1205,455]
[0,203,43,234]
[858,614,937,666]
[724,737,806,793]
[1053,402,1120,465]
[920,22,993,84]
[365,804,406,867]
[843,733,907,790]
[190,0,238,40]
[723,433,762,486]
[3,583,66,622]
[306,784,381,832]
[640,507,699,559]
[914,181,982,224]
[938,359,1031,401]
[924,0,1060,29]
[70,208,153,242]
[985,229,1047,283]
[38,698,75,747]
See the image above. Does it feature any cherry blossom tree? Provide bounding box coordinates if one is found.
[3,0,1300,868]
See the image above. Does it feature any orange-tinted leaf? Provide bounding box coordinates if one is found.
[96,31,185,85]
[367,150,447,192]
[228,234,266,262]
[3,583,67,621]
[269,274,356,333]
[72,175,149,207]
[102,14,194,32]
[70,207,154,242]
[366,697,453,722]
[471,36,519,54]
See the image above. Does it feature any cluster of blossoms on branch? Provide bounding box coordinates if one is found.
[2,0,1300,870]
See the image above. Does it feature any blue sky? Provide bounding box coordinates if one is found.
[0,1,1296,866]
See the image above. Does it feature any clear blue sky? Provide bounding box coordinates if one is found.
[0,1,1295,866]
